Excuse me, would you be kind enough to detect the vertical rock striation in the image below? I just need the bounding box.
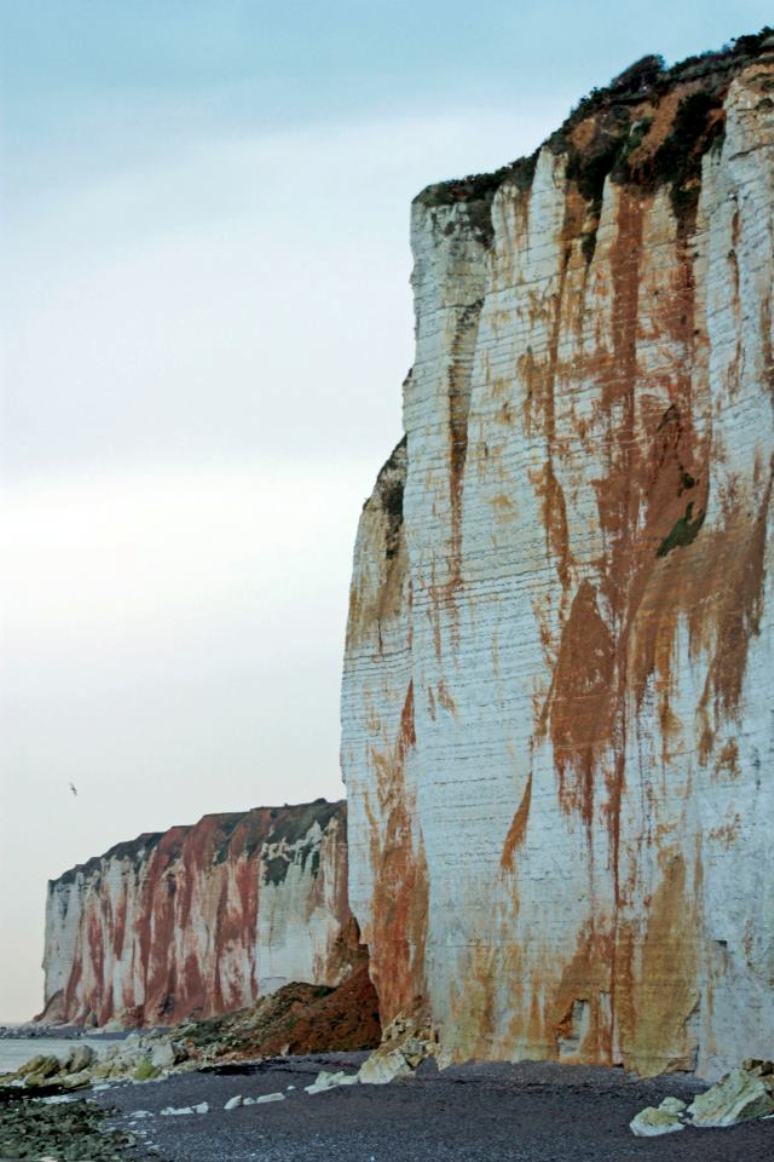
[342,32,774,1079]
[41,801,353,1027]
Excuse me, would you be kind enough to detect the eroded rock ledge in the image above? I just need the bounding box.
[342,30,774,1079]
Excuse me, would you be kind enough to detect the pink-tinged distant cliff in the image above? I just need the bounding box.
[341,32,774,1079]
[40,800,352,1027]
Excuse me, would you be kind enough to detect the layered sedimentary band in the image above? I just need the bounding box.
[41,801,353,1027]
[341,34,774,1079]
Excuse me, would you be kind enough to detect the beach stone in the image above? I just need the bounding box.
[255,1092,284,1104]
[358,1013,436,1085]
[16,1055,44,1076]
[64,1044,95,1073]
[630,1106,685,1136]
[193,1101,209,1113]
[19,1054,60,1079]
[659,1096,687,1114]
[688,1069,774,1127]
[305,1070,359,1094]
[359,1049,412,1085]
[160,1105,195,1116]
[149,1039,177,1069]
[61,1069,92,1090]
[224,1095,243,1110]
[149,1036,187,1069]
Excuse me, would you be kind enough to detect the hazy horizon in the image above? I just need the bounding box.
[2,0,769,1021]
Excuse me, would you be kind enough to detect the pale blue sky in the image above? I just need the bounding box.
[1,1,769,1019]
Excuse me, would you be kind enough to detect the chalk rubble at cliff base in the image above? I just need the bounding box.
[357,1013,438,1085]
[630,1061,774,1135]
[2,965,380,1096]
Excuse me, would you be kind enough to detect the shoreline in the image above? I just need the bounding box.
[4,1054,772,1162]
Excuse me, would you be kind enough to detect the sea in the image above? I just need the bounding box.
[0,1037,110,1074]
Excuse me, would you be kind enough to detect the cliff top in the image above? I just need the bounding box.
[52,798,345,886]
[415,27,773,241]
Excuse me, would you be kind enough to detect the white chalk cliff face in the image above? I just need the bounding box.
[41,802,353,1027]
[342,37,774,1079]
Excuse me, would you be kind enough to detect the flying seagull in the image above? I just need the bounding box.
[69,781,78,797]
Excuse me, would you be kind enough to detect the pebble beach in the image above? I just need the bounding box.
[3,1053,774,1162]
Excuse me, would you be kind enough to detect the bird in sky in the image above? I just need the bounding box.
[69,782,78,797]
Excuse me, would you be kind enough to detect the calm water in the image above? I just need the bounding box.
[0,1037,108,1074]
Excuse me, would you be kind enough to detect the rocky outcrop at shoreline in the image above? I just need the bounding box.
[7,960,379,1093]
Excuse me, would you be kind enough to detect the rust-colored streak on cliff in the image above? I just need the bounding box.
[548,581,616,830]
[367,680,429,1023]
[501,772,533,871]
[42,802,353,1027]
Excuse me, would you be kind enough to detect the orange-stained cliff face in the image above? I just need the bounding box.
[342,32,774,1079]
[40,801,354,1027]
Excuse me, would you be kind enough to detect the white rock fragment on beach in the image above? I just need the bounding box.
[150,1039,177,1070]
[630,1106,685,1137]
[255,1092,285,1103]
[129,1110,152,1119]
[357,1015,437,1086]
[358,1049,412,1086]
[688,1069,774,1128]
[304,1070,359,1095]
[160,1106,194,1116]
[659,1097,687,1115]
[224,1095,243,1110]
[63,1045,95,1073]
[193,1101,209,1114]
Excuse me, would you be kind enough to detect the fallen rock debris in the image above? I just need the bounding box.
[630,1060,774,1135]
[357,1013,437,1085]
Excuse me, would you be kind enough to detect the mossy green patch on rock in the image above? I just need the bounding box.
[657,502,706,558]
[132,1057,161,1082]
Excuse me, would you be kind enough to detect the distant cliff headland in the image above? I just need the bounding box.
[41,801,353,1028]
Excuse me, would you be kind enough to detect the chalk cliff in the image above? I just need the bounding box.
[342,32,774,1079]
[41,801,353,1027]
